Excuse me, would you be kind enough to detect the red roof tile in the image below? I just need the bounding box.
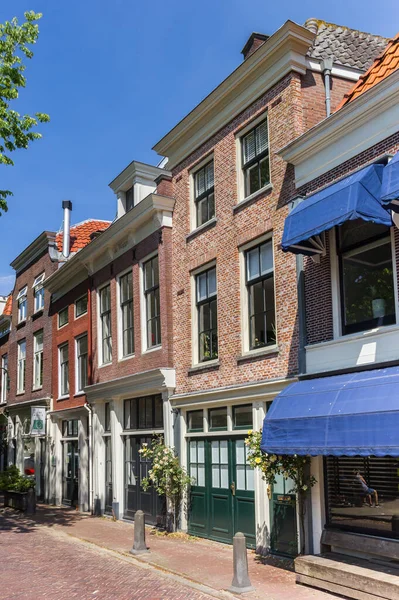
[3,294,12,316]
[56,219,111,254]
[337,33,399,110]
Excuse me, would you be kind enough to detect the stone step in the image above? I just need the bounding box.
[295,553,399,600]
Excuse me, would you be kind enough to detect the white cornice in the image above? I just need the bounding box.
[85,368,176,402]
[10,231,56,274]
[278,69,399,187]
[153,20,315,170]
[305,57,362,81]
[109,160,171,193]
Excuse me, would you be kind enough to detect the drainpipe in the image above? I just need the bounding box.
[62,200,72,258]
[321,58,334,117]
[84,402,93,514]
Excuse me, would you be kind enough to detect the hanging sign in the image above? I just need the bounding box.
[31,406,46,436]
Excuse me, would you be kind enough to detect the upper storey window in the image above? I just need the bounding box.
[143,256,161,349]
[17,286,27,323]
[241,119,270,198]
[99,284,112,364]
[194,161,215,227]
[33,273,45,313]
[125,186,134,212]
[196,266,218,362]
[338,220,395,336]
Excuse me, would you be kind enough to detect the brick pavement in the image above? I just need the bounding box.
[0,504,339,600]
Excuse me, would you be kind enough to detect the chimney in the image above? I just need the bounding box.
[241,33,269,60]
[62,200,72,258]
[304,18,319,35]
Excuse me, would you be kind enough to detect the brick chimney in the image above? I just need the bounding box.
[241,33,269,60]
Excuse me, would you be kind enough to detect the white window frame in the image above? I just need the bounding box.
[33,330,44,390]
[117,268,134,360]
[97,282,112,366]
[190,260,217,366]
[329,227,399,340]
[1,354,8,404]
[140,251,161,354]
[189,154,215,232]
[75,333,88,394]
[17,286,27,323]
[58,342,69,398]
[58,307,69,329]
[32,273,45,313]
[239,232,277,355]
[17,339,26,394]
[235,111,271,204]
[75,293,88,319]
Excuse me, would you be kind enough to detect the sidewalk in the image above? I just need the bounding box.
[1,502,338,600]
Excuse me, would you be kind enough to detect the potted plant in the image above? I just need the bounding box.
[0,465,36,514]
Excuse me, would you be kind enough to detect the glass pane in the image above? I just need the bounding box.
[197,465,205,487]
[220,464,228,488]
[236,465,246,490]
[211,441,219,463]
[220,440,228,464]
[208,193,215,220]
[246,467,254,491]
[260,156,270,188]
[197,272,207,302]
[154,395,163,428]
[212,465,220,488]
[198,198,207,227]
[264,277,276,344]
[197,440,205,463]
[247,248,260,281]
[210,408,227,430]
[144,261,152,290]
[152,256,159,286]
[248,163,260,195]
[260,242,273,275]
[256,120,268,154]
[208,268,216,297]
[145,398,153,428]
[243,130,256,164]
[339,219,390,252]
[78,334,88,355]
[191,465,198,482]
[195,167,206,197]
[124,400,131,429]
[189,441,197,464]
[235,439,245,464]
[76,295,88,316]
[138,398,146,429]
[199,303,210,333]
[125,186,134,211]
[205,161,214,190]
[187,410,203,431]
[234,406,253,429]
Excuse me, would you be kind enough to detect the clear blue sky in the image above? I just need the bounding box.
[0,0,398,294]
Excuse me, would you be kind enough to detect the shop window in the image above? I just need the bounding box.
[187,410,203,432]
[124,395,163,430]
[75,294,88,318]
[209,407,227,431]
[233,405,253,429]
[325,455,399,539]
[196,266,218,362]
[246,240,276,349]
[241,118,270,197]
[338,220,396,335]
[58,307,69,328]
[104,402,111,432]
[194,160,215,228]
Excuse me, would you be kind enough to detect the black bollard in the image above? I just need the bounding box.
[130,510,150,555]
[227,532,254,594]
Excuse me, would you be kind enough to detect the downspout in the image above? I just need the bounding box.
[321,58,334,117]
[84,402,93,514]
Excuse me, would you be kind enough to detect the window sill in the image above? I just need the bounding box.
[98,361,112,369]
[118,353,136,363]
[75,311,88,321]
[32,386,43,392]
[57,395,70,401]
[143,345,162,355]
[237,345,279,363]
[186,218,217,242]
[188,360,220,375]
[32,309,44,320]
[16,391,25,396]
[233,183,273,214]
[16,320,26,329]
[74,392,85,398]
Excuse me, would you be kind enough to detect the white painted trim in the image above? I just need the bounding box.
[305,57,362,81]
[235,111,269,204]
[189,154,215,232]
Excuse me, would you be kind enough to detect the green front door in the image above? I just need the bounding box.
[188,438,255,546]
[270,474,297,556]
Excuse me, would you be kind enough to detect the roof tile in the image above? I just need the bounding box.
[3,294,12,316]
[55,219,111,254]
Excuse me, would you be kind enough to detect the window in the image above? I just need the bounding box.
[124,395,163,430]
[75,294,88,318]
[17,339,26,393]
[337,220,395,335]
[143,256,161,348]
[189,440,205,487]
[196,267,218,362]
[0,320,10,338]
[33,330,43,389]
[1,354,8,403]
[104,402,111,432]
[233,405,253,429]
[59,343,69,397]
[194,160,215,227]
[76,334,88,393]
[187,410,203,432]
[125,186,134,212]
[209,407,227,431]
[32,273,45,313]
[63,419,78,437]
[58,307,68,328]
[119,271,134,356]
[241,118,270,197]
[99,284,112,364]
[17,286,27,323]
[246,240,276,349]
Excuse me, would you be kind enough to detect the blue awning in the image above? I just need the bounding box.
[261,367,399,457]
[282,164,392,255]
[381,151,399,210]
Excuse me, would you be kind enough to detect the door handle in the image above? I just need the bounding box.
[230,481,236,496]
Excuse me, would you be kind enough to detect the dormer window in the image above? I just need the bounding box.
[32,273,45,313]
[126,186,134,212]
[17,286,27,323]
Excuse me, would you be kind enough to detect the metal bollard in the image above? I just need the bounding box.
[227,532,254,594]
[130,510,150,555]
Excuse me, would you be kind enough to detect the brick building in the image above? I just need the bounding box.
[0,295,12,470]
[264,33,399,596]
[153,19,387,552]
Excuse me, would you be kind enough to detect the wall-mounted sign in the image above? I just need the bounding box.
[31,406,46,436]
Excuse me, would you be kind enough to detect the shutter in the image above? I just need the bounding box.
[256,120,268,154]
[243,130,256,164]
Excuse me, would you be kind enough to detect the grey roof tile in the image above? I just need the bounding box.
[305,19,389,70]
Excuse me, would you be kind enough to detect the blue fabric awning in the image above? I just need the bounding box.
[261,367,399,457]
[381,151,399,210]
[282,164,392,255]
